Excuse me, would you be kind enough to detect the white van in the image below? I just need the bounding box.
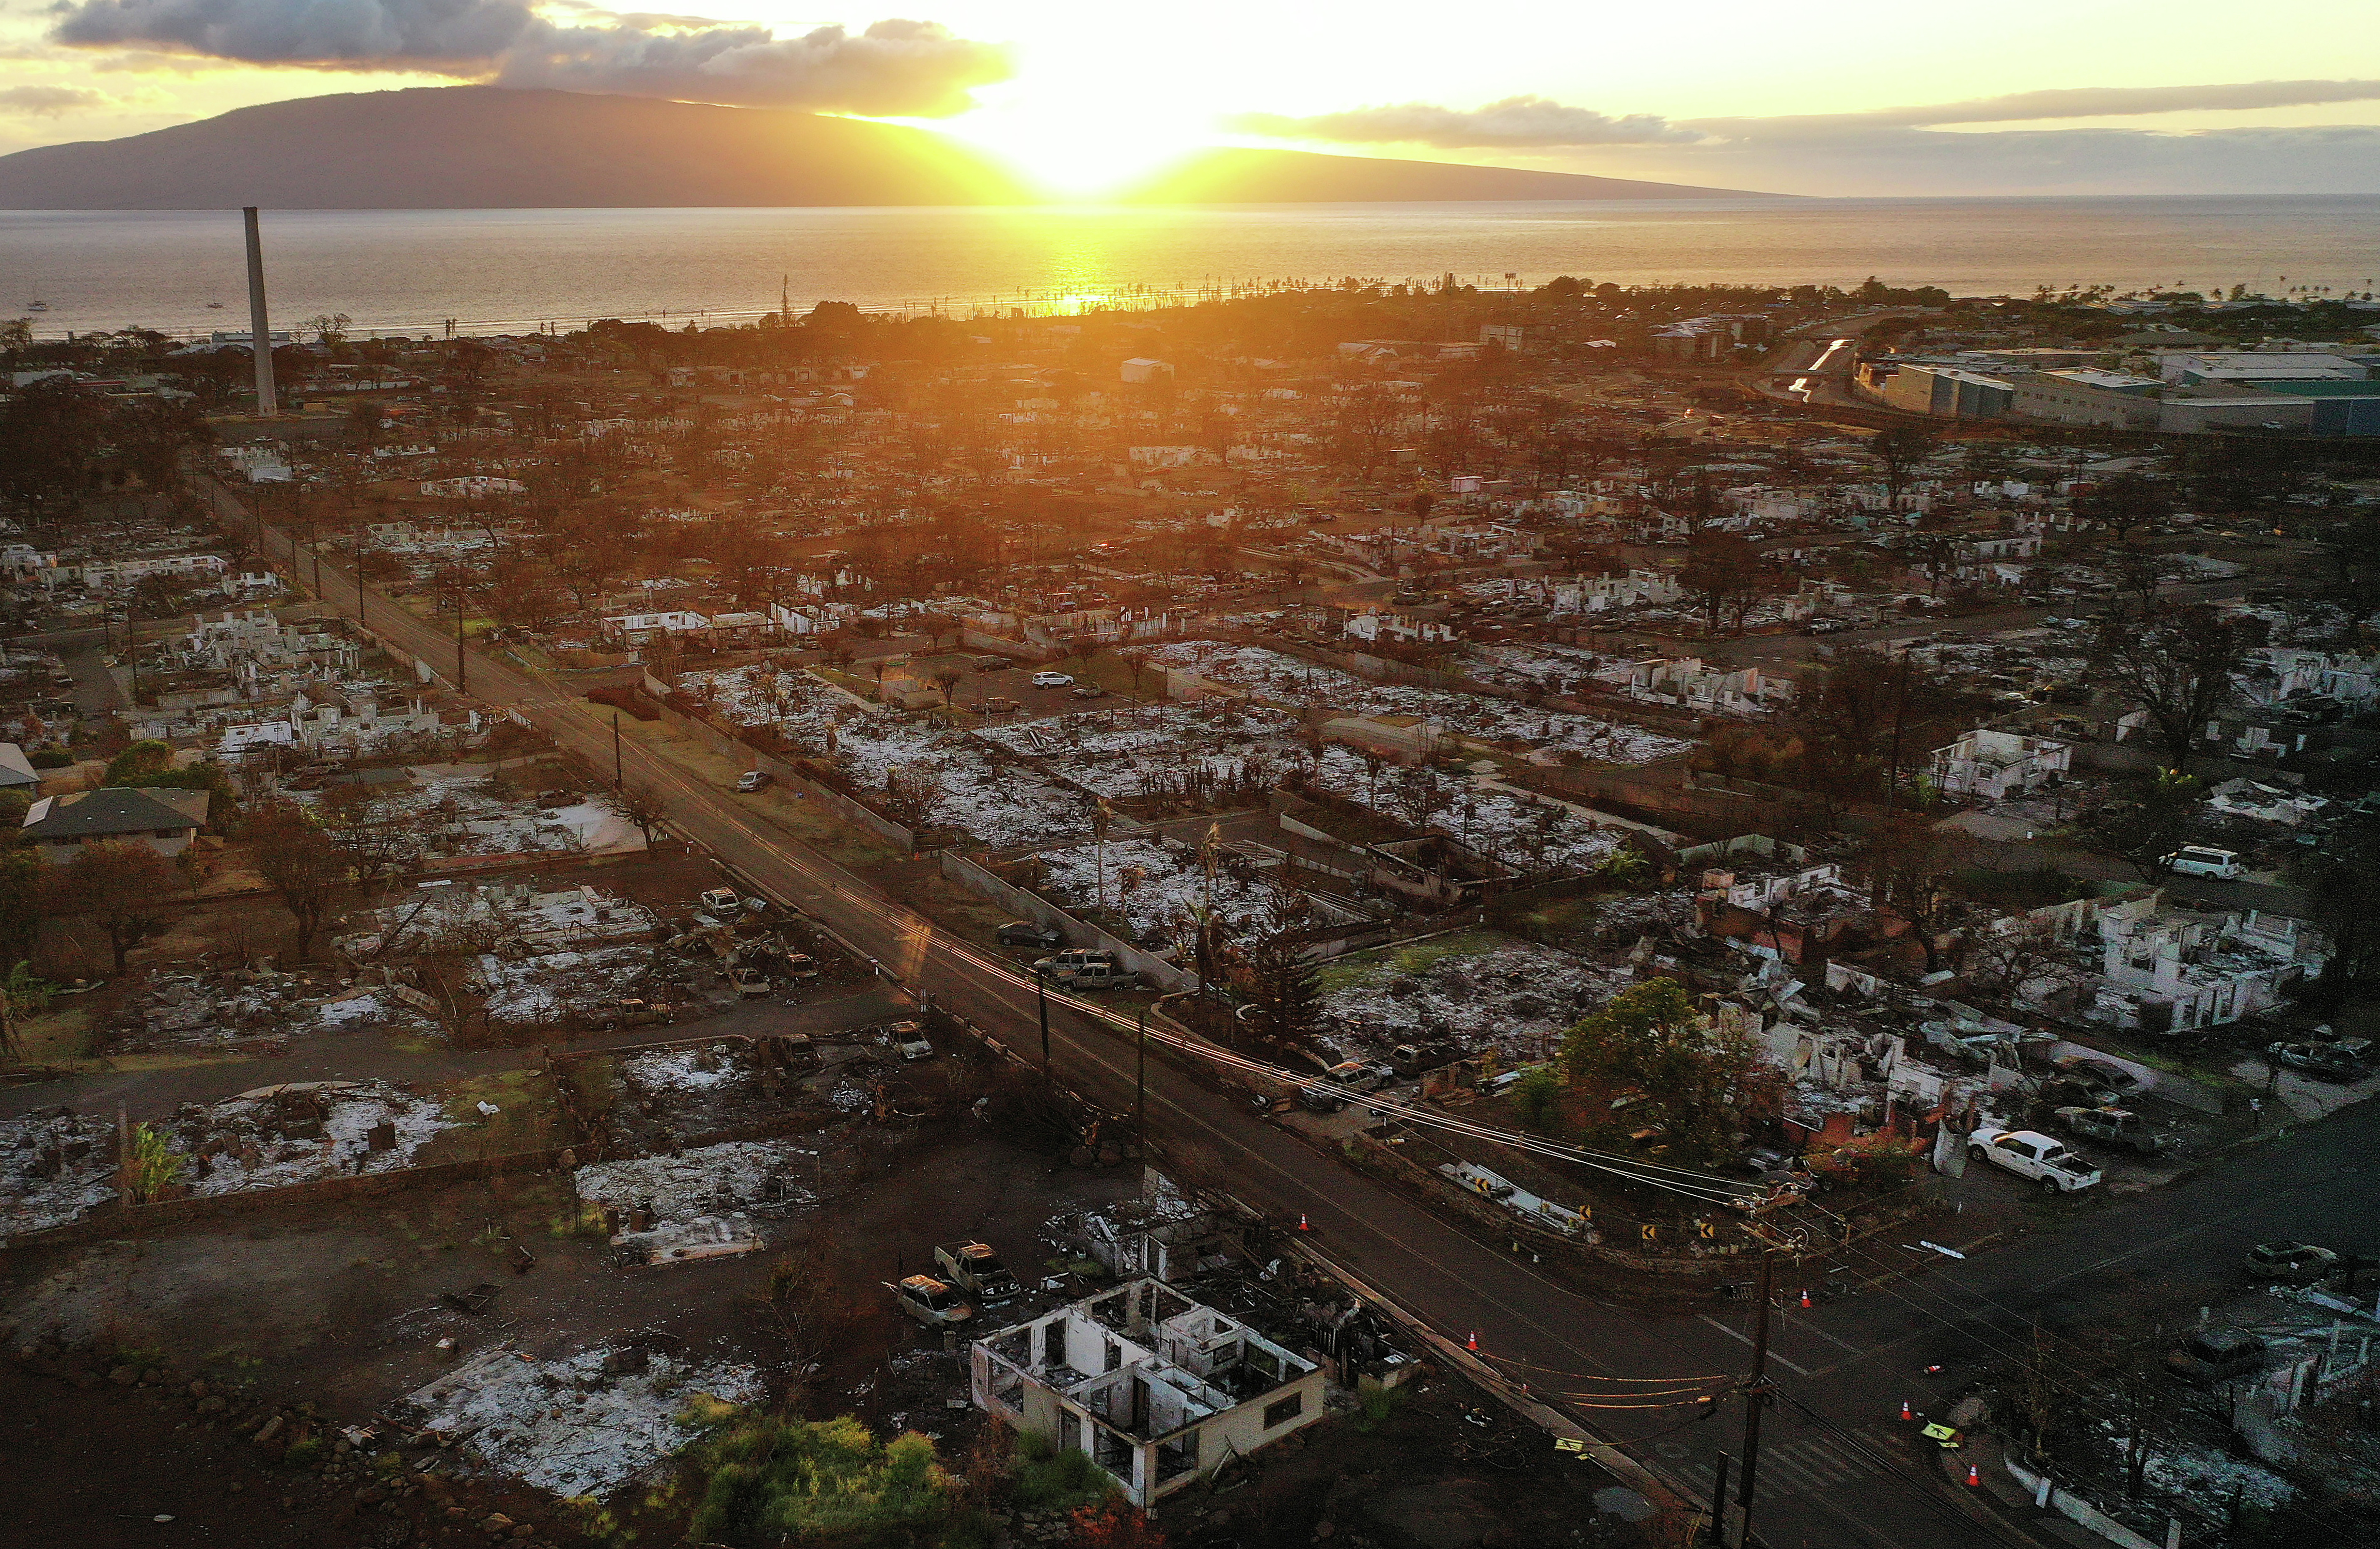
[2162,846,2243,880]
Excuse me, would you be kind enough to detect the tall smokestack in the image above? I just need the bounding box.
[242,206,277,418]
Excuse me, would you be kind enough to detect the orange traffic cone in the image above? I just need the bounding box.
[1297,1212,1312,1232]
[1900,1400,1913,1421]
[1801,1288,1812,1308]
[1467,1331,1479,1352]
[1965,1463,1981,1488]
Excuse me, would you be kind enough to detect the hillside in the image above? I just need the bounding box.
[0,88,1033,209]
[1122,147,1776,203]
[0,88,1774,208]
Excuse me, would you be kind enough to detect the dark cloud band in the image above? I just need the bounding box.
[49,1,1013,116]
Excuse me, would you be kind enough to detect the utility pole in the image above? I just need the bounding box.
[612,711,623,787]
[1135,1002,1148,1153]
[1708,1454,1732,1547]
[453,565,468,694]
[242,207,277,417]
[1734,1252,1776,1548]
[1035,966,1051,1074]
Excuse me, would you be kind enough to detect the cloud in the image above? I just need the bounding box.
[1229,81,2380,196]
[0,84,109,115]
[1228,95,1700,148]
[1843,78,2380,128]
[47,0,1013,115]
[494,18,1011,116]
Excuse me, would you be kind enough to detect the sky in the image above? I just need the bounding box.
[6,0,2380,197]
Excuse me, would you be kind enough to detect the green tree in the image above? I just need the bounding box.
[104,740,176,785]
[2095,768,2204,878]
[1240,925,1323,1052]
[1560,978,1761,1167]
[1510,1066,1563,1131]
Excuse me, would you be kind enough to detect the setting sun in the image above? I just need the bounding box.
[918,82,1223,199]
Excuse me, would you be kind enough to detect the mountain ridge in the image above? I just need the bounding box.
[0,88,1780,209]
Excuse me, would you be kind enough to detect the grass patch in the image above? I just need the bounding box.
[549,1201,611,1239]
[15,1006,94,1064]
[685,1412,974,1548]
[1314,928,1509,997]
[1011,1432,1114,1513]
[414,1068,560,1163]
[1354,1383,1406,1433]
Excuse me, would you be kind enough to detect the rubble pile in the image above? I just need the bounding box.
[0,1111,119,1236]
[162,1080,456,1194]
[623,1048,742,1095]
[677,664,1094,846]
[1148,640,1691,763]
[1033,836,1290,944]
[572,1140,818,1224]
[293,766,642,863]
[113,968,439,1050]
[1321,937,1620,1062]
[474,944,657,1031]
[337,882,659,960]
[397,1343,763,1498]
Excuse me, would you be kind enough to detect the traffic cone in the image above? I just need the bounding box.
[1965,1463,1981,1488]
[1467,1331,1479,1352]
[1900,1400,1912,1421]
[1801,1288,1812,1308]
[1297,1212,1312,1232]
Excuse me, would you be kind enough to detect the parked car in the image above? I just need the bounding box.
[1390,1040,1462,1077]
[1325,1060,1388,1093]
[997,921,1063,950]
[1069,684,1107,699]
[1030,671,1075,688]
[977,697,1023,714]
[1296,1082,1345,1113]
[1968,1128,2103,1194]
[2166,1329,2267,1384]
[934,1241,1021,1305]
[698,887,742,916]
[735,769,773,793]
[2162,845,2243,880]
[1051,958,1139,992]
[891,1274,975,1329]
[2054,1056,2145,1098]
[1737,1145,1810,1183]
[1033,948,1139,990]
[2245,1241,2339,1284]
[2268,1042,2367,1081]
[729,965,771,998]
[779,952,819,982]
[885,1020,935,1061]
[2051,1107,2169,1158]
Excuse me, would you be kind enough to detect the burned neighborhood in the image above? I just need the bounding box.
[3,274,2378,1549]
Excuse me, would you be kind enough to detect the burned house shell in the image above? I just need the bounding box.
[970,1277,1325,1507]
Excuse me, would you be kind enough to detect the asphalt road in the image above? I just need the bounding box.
[204,477,2368,1547]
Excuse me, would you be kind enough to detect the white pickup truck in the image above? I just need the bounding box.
[1968,1127,2102,1194]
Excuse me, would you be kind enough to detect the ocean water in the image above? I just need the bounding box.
[6,196,2380,341]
